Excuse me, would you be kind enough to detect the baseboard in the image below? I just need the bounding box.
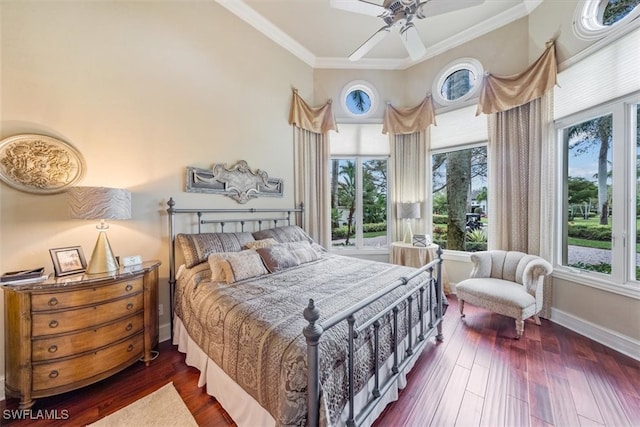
[159,320,172,343]
[550,307,640,362]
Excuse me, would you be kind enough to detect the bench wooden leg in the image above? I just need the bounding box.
[515,319,524,339]
[534,315,541,325]
[459,300,465,317]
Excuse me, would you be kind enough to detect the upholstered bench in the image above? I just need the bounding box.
[456,250,553,339]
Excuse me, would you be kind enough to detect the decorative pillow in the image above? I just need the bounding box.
[244,238,279,250]
[283,241,320,264]
[252,225,313,244]
[208,250,268,284]
[177,232,255,268]
[256,244,300,273]
[207,255,228,283]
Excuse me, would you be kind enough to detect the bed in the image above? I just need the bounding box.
[166,199,446,427]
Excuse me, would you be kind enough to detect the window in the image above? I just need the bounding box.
[441,69,476,102]
[602,0,640,25]
[573,0,640,40]
[429,105,489,253]
[432,58,483,107]
[330,124,389,250]
[340,81,377,118]
[432,145,488,252]
[558,100,639,283]
[555,26,639,291]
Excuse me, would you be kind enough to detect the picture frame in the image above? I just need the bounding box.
[49,246,87,277]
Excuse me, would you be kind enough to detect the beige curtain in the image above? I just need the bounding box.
[487,93,554,317]
[389,132,429,241]
[289,89,336,248]
[383,95,435,241]
[289,89,336,134]
[383,95,436,135]
[477,41,557,115]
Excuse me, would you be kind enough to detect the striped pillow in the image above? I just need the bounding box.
[177,232,255,268]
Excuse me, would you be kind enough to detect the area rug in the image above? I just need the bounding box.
[88,382,198,427]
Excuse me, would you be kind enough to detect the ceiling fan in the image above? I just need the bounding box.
[330,0,485,61]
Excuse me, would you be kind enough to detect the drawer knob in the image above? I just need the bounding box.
[126,303,134,310]
[127,344,134,352]
[48,345,58,353]
[49,320,59,328]
[49,370,59,379]
[125,284,133,292]
[126,323,133,331]
[48,297,59,306]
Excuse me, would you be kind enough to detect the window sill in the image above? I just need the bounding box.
[553,267,640,300]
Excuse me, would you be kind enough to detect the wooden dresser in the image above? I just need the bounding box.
[3,260,160,409]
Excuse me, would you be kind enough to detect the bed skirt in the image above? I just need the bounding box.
[173,315,432,427]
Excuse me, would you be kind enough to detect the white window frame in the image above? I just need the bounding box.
[573,0,640,41]
[432,58,484,108]
[330,155,390,253]
[554,94,640,296]
[340,80,378,119]
[430,142,489,255]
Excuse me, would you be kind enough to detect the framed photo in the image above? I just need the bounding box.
[49,246,87,277]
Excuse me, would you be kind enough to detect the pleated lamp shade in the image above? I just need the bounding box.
[397,202,421,244]
[397,202,421,219]
[68,187,131,274]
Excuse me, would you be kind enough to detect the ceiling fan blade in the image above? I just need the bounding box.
[330,0,388,17]
[400,24,426,60]
[349,26,392,61]
[416,0,485,19]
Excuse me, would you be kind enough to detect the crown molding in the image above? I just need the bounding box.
[215,0,317,67]
[218,0,543,71]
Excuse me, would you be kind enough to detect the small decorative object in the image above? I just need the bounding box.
[0,134,86,194]
[412,234,427,247]
[1,267,45,282]
[121,255,142,267]
[397,202,421,244]
[49,246,87,277]
[186,160,283,203]
[68,186,132,274]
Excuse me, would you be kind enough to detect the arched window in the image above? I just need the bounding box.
[432,58,483,107]
[574,0,640,40]
[340,81,378,118]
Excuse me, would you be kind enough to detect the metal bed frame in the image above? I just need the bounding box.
[166,198,444,427]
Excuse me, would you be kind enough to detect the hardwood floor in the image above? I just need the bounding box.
[2,297,639,426]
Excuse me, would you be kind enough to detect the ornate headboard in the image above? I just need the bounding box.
[165,197,304,333]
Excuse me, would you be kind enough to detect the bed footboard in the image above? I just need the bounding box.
[303,249,444,427]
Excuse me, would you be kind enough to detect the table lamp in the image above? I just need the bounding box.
[68,186,131,274]
[397,202,420,244]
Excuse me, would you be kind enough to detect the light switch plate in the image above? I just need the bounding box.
[121,255,142,267]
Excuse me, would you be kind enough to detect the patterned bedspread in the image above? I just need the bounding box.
[175,253,442,426]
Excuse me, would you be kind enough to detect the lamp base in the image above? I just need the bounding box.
[87,230,119,274]
[403,220,414,244]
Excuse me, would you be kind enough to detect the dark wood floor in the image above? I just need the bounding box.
[2,297,639,426]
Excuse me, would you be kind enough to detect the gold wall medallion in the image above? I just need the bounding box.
[0,134,86,194]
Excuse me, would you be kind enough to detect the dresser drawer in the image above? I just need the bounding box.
[32,333,144,392]
[32,293,144,337]
[31,278,143,311]
[32,313,144,361]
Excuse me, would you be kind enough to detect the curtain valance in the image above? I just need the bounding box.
[382,95,436,135]
[288,88,337,134]
[476,41,557,115]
